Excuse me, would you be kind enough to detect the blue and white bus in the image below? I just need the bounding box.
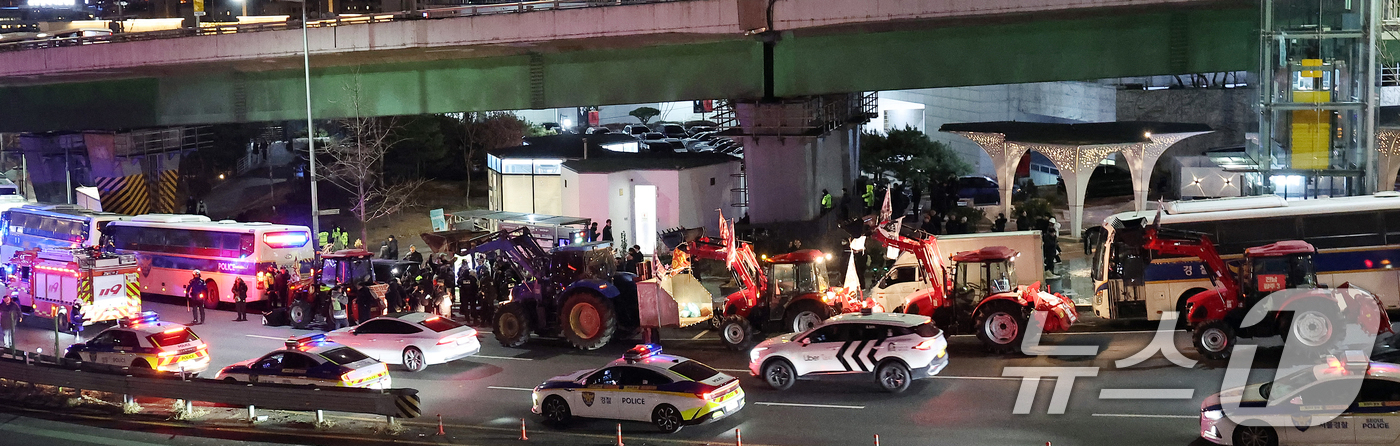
[1090,193,1400,321]
[1,204,128,261]
[104,215,315,308]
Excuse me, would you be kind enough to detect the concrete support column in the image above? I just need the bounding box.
[733,101,858,224]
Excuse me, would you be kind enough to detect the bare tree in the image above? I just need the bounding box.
[458,112,528,201]
[322,77,427,245]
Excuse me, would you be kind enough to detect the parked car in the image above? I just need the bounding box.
[687,126,716,137]
[956,176,1000,205]
[659,124,688,140]
[624,125,651,139]
[641,133,681,152]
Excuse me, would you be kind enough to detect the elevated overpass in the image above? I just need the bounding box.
[0,0,1259,132]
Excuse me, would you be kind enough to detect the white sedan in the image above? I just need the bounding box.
[326,312,480,372]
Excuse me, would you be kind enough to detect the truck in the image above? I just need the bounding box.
[1139,222,1392,359]
[6,247,142,333]
[855,216,1077,353]
[691,214,867,350]
[868,230,1044,313]
[471,228,640,351]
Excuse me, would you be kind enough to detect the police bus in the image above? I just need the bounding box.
[1,204,129,262]
[1090,193,1400,322]
[104,214,315,308]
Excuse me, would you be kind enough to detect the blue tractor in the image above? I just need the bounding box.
[467,228,639,350]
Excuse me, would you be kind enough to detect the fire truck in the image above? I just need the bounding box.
[6,247,142,333]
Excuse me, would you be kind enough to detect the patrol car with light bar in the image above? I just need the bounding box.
[531,344,744,433]
[1200,351,1400,446]
[747,310,948,393]
[63,311,210,374]
[214,334,391,389]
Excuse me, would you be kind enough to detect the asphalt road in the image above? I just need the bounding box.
[3,302,1381,446]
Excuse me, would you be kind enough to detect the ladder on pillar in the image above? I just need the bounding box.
[730,169,748,211]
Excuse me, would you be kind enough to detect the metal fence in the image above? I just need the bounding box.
[0,0,689,53]
[0,348,420,421]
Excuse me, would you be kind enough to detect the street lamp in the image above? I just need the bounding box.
[286,0,320,242]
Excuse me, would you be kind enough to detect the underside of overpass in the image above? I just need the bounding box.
[0,5,1261,132]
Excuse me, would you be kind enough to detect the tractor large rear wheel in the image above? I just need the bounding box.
[783,301,829,334]
[975,301,1026,354]
[1192,319,1236,361]
[560,292,615,350]
[493,302,531,348]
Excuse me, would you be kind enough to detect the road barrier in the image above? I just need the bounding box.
[0,348,420,421]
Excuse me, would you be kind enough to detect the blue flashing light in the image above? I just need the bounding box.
[120,311,160,328]
[286,333,328,349]
[264,231,311,248]
[623,344,662,362]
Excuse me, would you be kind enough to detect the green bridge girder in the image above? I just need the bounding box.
[2,6,1266,133]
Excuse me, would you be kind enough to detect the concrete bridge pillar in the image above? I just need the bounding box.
[731,96,869,224]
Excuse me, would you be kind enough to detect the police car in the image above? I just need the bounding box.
[214,334,391,389]
[1200,352,1400,446]
[531,344,744,433]
[747,310,948,393]
[64,311,210,374]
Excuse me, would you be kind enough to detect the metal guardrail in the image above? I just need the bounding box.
[0,0,687,54]
[0,348,420,420]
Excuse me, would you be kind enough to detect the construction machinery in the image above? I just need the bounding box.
[466,228,639,351]
[855,216,1077,353]
[1140,223,1391,359]
[690,214,865,351]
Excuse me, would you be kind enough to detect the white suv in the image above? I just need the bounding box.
[747,311,948,393]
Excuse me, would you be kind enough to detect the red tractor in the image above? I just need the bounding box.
[858,216,1078,353]
[1143,225,1392,359]
[689,215,864,350]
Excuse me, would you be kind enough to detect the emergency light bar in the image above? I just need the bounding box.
[624,344,662,362]
[263,231,311,248]
[286,333,327,349]
[120,311,161,328]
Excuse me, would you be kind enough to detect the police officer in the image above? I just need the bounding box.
[187,270,208,325]
[231,277,249,321]
[457,265,480,325]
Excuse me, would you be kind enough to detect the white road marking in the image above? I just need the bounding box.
[928,375,1027,381]
[244,335,285,340]
[1091,413,1197,419]
[691,330,710,340]
[487,386,534,392]
[473,355,533,361]
[755,402,865,410]
[1099,389,1195,399]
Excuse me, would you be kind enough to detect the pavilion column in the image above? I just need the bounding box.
[1119,132,1208,212]
[1033,144,1118,237]
[950,132,1026,218]
[1377,128,1400,193]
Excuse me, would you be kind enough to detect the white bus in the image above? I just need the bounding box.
[1090,193,1400,322]
[104,214,315,308]
[1,204,129,261]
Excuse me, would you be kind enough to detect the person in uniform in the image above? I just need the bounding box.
[231,277,249,321]
[0,294,21,349]
[276,266,292,308]
[186,270,207,325]
[457,266,480,325]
